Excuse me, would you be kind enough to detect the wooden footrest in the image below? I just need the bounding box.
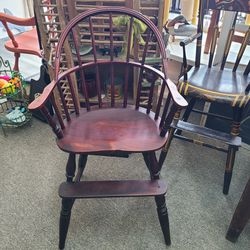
[174,121,241,146]
[59,180,167,199]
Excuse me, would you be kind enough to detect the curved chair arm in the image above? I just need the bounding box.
[179,33,202,47]
[179,33,202,81]
[0,12,36,48]
[29,62,188,111]
[28,80,56,110]
[0,12,35,26]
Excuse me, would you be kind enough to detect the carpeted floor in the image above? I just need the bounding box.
[0,118,249,250]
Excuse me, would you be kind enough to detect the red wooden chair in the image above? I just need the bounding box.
[0,12,41,71]
[159,0,250,195]
[29,7,187,249]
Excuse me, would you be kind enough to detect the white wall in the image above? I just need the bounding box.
[0,0,30,17]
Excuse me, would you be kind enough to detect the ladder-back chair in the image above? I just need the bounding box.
[160,0,250,195]
[28,7,187,249]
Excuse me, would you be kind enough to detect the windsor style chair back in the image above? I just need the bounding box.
[29,7,187,249]
[159,0,250,195]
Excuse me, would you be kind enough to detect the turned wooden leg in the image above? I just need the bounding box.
[143,151,171,245]
[59,198,75,249]
[226,178,250,242]
[59,153,76,249]
[223,146,238,195]
[223,106,242,195]
[75,154,88,182]
[155,195,171,245]
[13,53,20,72]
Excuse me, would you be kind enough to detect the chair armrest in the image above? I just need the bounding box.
[166,78,188,108]
[0,13,36,48]
[28,80,56,110]
[0,12,35,26]
[135,62,188,108]
[179,33,201,47]
[179,33,202,81]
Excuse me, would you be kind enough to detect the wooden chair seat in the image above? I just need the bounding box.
[4,28,41,57]
[178,65,250,107]
[57,107,167,154]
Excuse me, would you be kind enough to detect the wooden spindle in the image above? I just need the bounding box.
[70,30,90,111]
[135,30,151,109]
[56,81,71,121]
[154,82,166,120]
[89,17,102,108]
[244,60,250,75]
[233,27,250,72]
[123,17,134,108]
[220,28,235,70]
[66,74,79,115]
[195,0,205,68]
[160,103,178,137]
[182,45,188,80]
[159,94,171,128]
[41,106,63,139]
[51,95,65,130]
[146,69,158,114]
[208,26,219,68]
[109,13,115,107]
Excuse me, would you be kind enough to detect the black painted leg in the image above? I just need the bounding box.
[75,154,88,182]
[223,106,242,194]
[155,195,171,245]
[59,198,75,249]
[223,146,237,195]
[226,179,250,242]
[59,153,76,249]
[142,152,153,178]
[145,152,171,245]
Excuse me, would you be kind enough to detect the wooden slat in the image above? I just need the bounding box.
[233,27,250,72]
[59,180,167,198]
[80,39,124,45]
[89,16,102,107]
[66,75,80,115]
[208,26,219,68]
[135,30,151,109]
[220,28,235,70]
[174,121,241,146]
[109,13,115,107]
[123,17,134,108]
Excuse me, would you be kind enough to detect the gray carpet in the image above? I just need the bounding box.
[0,119,249,250]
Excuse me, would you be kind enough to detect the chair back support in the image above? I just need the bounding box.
[46,7,185,138]
[195,0,250,72]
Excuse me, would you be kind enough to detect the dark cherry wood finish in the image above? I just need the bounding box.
[29,7,187,249]
[226,178,250,242]
[0,12,41,71]
[159,0,250,195]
